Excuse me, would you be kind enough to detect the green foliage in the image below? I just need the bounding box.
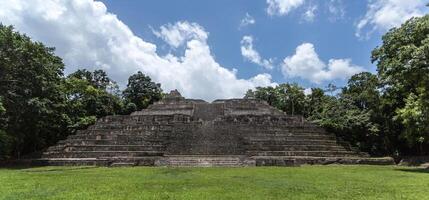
[0,130,11,160]
[247,83,306,115]
[372,15,429,153]
[249,16,429,155]
[68,69,120,94]
[63,70,124,130]
[0,97,10,159]
[310,95,383,154]
[0,26,166,159]
[123,71,163,112]
[396,92,428,150]
[0,25,68,158]
[250,74,388,155]
[0,98,4,114]
[304,88,325,118]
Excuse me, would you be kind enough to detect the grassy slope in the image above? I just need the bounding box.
[0,165,428,200]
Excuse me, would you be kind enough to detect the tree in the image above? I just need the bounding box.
[372,15,429,154]
[275,83,306,115]
[249,86,279,106]
[245,84,306,115]
[0,97,10,159]
[63,70,124,130]
[68,69,120,94]
[244,89,255,99]
[123,71,163,112]
[0,25,68,158]
[304,88,326,118]
[342,72,380,110]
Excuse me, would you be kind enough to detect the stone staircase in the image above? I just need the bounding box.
[39,91,394,167]
[41,115,170,166]
[155,155,255,167]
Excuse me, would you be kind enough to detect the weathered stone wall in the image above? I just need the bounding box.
[40,91,394,166]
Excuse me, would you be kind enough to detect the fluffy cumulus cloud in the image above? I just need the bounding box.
[282,43,363,84]
[0,0,277,101]
[152,21,208,48]
[356,0,428,38]
[240,13,255,28]
[240,35,274,69]
[266,0,305,16]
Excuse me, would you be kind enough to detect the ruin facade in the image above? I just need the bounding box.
[41,90,393,166]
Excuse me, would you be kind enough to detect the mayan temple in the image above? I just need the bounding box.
[41,90,393,167]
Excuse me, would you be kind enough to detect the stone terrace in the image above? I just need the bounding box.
[40,90,394,167]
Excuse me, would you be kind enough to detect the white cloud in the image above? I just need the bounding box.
[240,35,274,70]
[327,0,345,22]
[249,73,278,87]
[0,0,277,101]
[303,5,317,22]
[152,21,208,48]
[282,43,364,84]
[356,0,428,38]
[240,13,255,28]
[266,0,305,16]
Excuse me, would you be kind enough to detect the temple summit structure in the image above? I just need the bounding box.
[40,90,394,167]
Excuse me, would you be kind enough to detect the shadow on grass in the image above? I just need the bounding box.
[0,164,43,170]
[21,166,99,173]
[396,168,429,174]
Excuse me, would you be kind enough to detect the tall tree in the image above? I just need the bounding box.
[0,97,10,159]
[63,70,124,130]
[68,69,119,93]
[0,25,68,157]
[372,15,429,154]
[246,84,306,115]
[123,71,163,112]
[304,88,326,118]
[275,83,306,115]
[248,86,279,106]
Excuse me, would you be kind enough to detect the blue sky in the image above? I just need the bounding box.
[0,0,428,100]
[100,0,380,87]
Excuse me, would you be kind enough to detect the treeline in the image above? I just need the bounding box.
[0,25,163,159]
[246,16,429,156]
[1,15,428,159]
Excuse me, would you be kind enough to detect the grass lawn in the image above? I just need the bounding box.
[0,165,428,200]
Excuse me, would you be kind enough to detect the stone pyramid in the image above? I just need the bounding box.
[40,90,393,167]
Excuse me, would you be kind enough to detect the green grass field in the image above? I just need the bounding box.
[0,165,428,200]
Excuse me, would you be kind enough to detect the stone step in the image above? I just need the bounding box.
[58,139,164,146]
[87,123,324,131]
[64,145,165,152]
[110,162,136,167]
[252,156,395,166]
[245,135,337,140]
[247,151,363,157]
[78,129,333,137]
[245,140,339,146]
[43,151,163,158]
[244,133,335,137]
[34,158,109,166]
[245,144,347,151]
[77,129,173,135]
[101,156,159,166]
[230,126,326,132]
[88,123,197,131]
[156,155,255,167]
[68,134,169,140]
